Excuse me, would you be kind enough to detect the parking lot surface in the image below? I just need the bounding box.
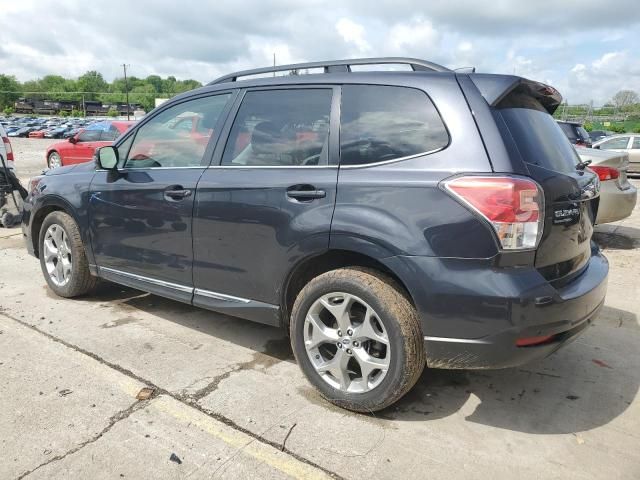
[1,140,639,479]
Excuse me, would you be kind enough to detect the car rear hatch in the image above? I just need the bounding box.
[477,77,600,284]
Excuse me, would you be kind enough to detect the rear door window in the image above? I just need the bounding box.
[221,89,332,166]
[633,137,640,149]
[339,85,448,166]
[600,136,631,150]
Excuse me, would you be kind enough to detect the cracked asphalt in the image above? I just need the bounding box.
[1,140,639,479]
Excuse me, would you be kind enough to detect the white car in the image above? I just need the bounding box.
[576,147,637,224]
[593,134,640,175]
[0,123,15,171]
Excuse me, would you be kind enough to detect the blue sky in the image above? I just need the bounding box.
[0,0,638,105]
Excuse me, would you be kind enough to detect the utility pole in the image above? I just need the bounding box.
[122,63,130,121]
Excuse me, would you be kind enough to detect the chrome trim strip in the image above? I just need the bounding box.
[96,166,206,172]
[424,336,490,345]
[99,267,193,293]
[207,165,337,169]
[193,288,251,304]
[339,146,447,169]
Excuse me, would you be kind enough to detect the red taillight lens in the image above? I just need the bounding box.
[588,165,619,181]
[516,335,555,347]
[444,176,544,250]
[2,136,13,161]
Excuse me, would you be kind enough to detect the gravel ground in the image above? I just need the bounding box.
[11,137,59,182]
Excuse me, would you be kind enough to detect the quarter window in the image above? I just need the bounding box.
[124,93,231,168]
[599,136,630,150]
[221,89,332,166]
[632,137,640,149]
[340,85,448,166]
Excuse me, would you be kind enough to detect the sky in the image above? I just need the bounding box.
[0,0,639,106]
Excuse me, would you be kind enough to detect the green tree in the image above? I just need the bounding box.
[0,74,20,109]
[77,71,108,101]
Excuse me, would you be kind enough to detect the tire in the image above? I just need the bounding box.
[38,211,97,298]
[47,151,62,169]
[290,267,425,412]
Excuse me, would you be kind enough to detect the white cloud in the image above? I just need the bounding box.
[567,51,640,104]
[387,18,439,54]
[335,18,371,55]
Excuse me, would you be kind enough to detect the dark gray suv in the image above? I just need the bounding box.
[22,58,608,412]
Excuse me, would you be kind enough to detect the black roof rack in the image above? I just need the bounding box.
[208,57,451,85]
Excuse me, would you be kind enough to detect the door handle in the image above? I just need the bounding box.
[164,186,192,201]
[286,186,326,201]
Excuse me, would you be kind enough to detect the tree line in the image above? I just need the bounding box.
[0,71,203,113]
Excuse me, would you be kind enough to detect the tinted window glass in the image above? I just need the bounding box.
[124,93,231,168]
[633,138,640,149]
[101,125,121,141]
[576,126,591,142]
[558,122,577,141]
[498,102,579,173]
[77,129,101,142]
[222,89,332,166]
[340,85,448,166]
[600,137,630,150]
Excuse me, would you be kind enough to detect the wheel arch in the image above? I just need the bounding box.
[31,196,81,258]
[281,248,414,331]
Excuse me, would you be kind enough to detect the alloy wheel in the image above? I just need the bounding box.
[303,292,390,393]
[48,152,62,169]
[43,224,72,286]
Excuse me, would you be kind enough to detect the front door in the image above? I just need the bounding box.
[88,92,234,302]
[193,87,339,324]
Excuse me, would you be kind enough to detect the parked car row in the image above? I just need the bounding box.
[0,116,101,139]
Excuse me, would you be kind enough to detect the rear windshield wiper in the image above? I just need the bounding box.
[576,159,592,170]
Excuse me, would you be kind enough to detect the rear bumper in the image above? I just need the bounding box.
[596,180,637,224]
[384,248,609,369]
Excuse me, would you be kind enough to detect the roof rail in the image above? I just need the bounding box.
[208,57,451,85]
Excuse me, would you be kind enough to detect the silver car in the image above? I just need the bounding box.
[576,147,637,224]
[593,134,640,175]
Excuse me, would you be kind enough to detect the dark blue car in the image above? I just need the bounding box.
[22,57,608,412]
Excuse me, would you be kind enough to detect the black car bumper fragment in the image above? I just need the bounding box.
[387,249,609,370]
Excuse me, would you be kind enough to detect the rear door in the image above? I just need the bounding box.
[192,87,339,324]
[494,90,599,282]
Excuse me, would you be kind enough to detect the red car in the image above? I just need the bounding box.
[46,121,135,168]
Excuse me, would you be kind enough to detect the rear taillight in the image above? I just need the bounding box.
[2,136,13,161]
[588,165,619,181]
[444,176,544,250]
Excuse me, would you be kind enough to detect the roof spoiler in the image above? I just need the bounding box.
[467,73,563,114]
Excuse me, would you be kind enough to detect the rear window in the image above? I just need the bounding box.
[340,85,448,166]
[496,93,579,173]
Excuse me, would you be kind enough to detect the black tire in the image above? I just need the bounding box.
[38,211,98,298]
[290,267,425,412]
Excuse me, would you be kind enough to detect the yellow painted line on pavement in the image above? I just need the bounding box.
[152,395,330,480]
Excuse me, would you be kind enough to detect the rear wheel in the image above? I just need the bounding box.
[39,211,97,297]
[291,267,425,412]
[47,151,62,169]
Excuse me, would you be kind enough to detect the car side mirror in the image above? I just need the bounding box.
[68,136,77,144]
[97,146,119,170]
[593,145,600,149]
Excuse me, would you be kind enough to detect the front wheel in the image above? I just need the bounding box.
[290,267,425,412]
[39,211,97,297]
[47,151,62,169]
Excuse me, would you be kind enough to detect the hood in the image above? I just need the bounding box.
[45,161,96,176]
